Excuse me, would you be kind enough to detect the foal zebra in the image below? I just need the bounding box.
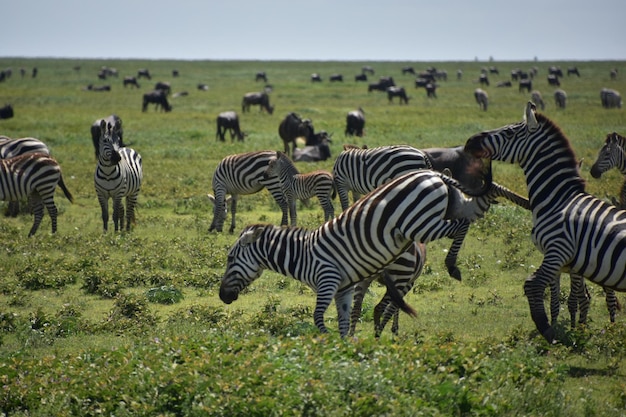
[263,151,335,225]
[0,153,73,236]
[208,151,287,233]
[94,120,143,232]
[465,102,626,343]
[220,169,492,336]
[0,136,50,216]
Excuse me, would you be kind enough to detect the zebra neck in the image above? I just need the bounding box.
[522,159,585,213]
[259,226,313,277]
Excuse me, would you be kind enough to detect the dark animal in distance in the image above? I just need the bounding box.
[531,91,545,110]
[216,111,246,142]
[474,88,488,111]
[329,74,343,82]
[554,89,567,109]
[84,84,111,92]
[154,81,171,95]
[255,72,267,82]
[601,88,622,108]
[293,132,332,162]
[567,67,580,77]
[362,66,375,75]
[0,104,13,119]
[137,69,151,80]
[311,73,322,82]
[123,76,140,88]
[478,74,489,86]
[90,115,126,159]
[387,86,409,104]
[354,73,367,82]
[241,92,274,114]
[547,74,560,87]
[142,90,172,112]
[402,66,415,75]
[278,112,315,156]
[496,81,512,87]
[345,108,365,137]
[519,79,532,93]
[368,76,395,92]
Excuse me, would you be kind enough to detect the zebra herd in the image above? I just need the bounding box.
[217,103,626,342]
[0,116,143,236]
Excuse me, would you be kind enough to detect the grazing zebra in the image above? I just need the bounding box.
[350,243,426,337]
[465,102,626,343]
[94,120,143,232]
[220,169,492,336]
[263,151,335,225]
[531,90,545,110]
[474,88,488,111]
[208,151,287,233]
[0,135,51,216]
[554,89,567,109]
[333,145,432,211]
[0,153,73,236]
[600,88,622,109]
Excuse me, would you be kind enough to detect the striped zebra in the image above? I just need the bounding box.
[0,135,50,216]
[465,102,626,343]
[94,120,143,232]
[350,243,426,337]
[263,151,335,225]
[0,152,73,236]
[333,145,432,211]
[208,151,287,233]
[220,169,492,336]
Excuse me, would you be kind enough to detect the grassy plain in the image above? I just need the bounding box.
[0,58,625,416]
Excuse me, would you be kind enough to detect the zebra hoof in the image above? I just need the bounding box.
[447,267,462,281]
[542,326,557,344]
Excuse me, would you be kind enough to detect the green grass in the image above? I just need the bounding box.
[0,58,625,416]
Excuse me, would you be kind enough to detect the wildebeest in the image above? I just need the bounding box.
[216,111,246,142]
[610,68,618,80]
[355,73,367,82]
[425,83,437,98]
[241,92,274,114]
[345,108,365,137]
[278,112,315,156]
[496,81,512,87]
[255,71,267,82]
[402,66,415,75]
[0,104,13,119]
[311,73,322,82]
[362,66,375,75]
[329,74,343,82]
[368,76,395,92]
[414,78,430,88]
[422,145,490,191]
[519,79,532,93]
[547,74,560,87]
[554,89,567,109]
[198,83,209,91]
[123,76,140,88]
[142,90,172,112]
[137,69,151,80]
[478,73,489,86]
[567,67,580,77]
[387,86,409,104]
[548,66,563,78]
[84,84,111,92]
[90,114,125,158]
[531,90,545,110]
[154,81,171,95]
[292,132,332,162]
[474,88,488,111]
[172,69,179,77]
[601,88,622,108]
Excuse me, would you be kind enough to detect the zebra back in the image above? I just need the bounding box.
[0,136,50,159]
[333,145,431,210]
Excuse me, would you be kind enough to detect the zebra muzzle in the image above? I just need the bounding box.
[219,286,238,304]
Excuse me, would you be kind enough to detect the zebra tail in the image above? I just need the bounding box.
[57,175,74,203]
[382,269,417,318]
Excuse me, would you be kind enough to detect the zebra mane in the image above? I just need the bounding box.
[534,112,586,189]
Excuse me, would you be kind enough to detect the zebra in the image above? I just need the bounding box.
[208,151,287,234]
[333,145,432,211]
[554,89,567,109]
[474,88,488,111]
[350,243,426,337]
[94,120,143,232]
[0,136,50,216]
[531,90,545,110]
[220,169,493,336]
[0,152,73,236]
[465,101,626,343]
[263,151,335,225]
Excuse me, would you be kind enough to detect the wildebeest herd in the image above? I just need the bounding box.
[0,61,624,344]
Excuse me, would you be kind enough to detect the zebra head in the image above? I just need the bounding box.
[464,101,539,164]
[98,120,122,165]
[590,132,623,178]
[219,224,267,304]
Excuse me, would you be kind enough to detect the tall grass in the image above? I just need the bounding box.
[0,58,625,416]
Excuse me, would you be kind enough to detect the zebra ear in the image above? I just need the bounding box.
[441,168,453,177]
[240,226,264,246]
[525,101,539,131]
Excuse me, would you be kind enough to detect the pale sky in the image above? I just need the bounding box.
[2,0,625,62]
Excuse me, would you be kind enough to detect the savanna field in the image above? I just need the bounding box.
[0,58,625,416]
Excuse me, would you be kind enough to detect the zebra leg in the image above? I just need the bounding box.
[112,196,124,232]
[373,295,388,337]
[604,288,618,323]
[334,286,354,337]
[228,195,238,234]
[350,278,373,336]
[318,193,335,222]
[442,219,471,281]
[569,273,591,326]
[548,274,561,326]
[28,197,45,237]
[524,271,556,343]
[42,197,59,235]
[313,276,341,334]
[125,194,138,231]
[289,197,297,226]
[97,195,110,232]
